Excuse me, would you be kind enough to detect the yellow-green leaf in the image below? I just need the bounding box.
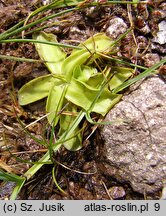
[18,75,53,105]
[46,81,67,125]
[58,105,82,151]
[109,66,133,90]
[33,31,66,74]
[61,33,114,81]
[66,78,121,116]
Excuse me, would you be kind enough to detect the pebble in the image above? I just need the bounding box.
[139,24,151,35]
[136,36,148,50]
[136,16,151,34]
[142,53,160,67]
[108,186,126,199]
[42,0,52,5]
[106,17,128,39]
[152,21,166,45]
[151,43,166,54]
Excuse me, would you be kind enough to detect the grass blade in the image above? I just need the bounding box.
[113,58,166,94]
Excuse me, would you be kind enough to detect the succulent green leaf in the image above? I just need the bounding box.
[46,80,67,125]
[73,33,114,54]
[109,66,133,90]
[62,51,91,81]
[62,33,114,81]
[33,31,66,74]
[66,78,121,116]
[58,105,82,151]
[84,73,106,90]
[73,65,97,82]
[18,74,53,105]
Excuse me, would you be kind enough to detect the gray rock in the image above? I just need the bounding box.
[99,76,166,196]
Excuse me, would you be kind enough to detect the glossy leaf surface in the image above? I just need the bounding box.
[18,75,53,105]
[66,78,122,116]
[33,31,66,74]
[61,33,114,81]
[58,104,82,151]
[46,80,67,125]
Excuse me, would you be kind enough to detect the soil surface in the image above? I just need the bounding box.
[0,0,165,200]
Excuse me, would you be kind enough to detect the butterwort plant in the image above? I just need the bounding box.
[18,31,133,150]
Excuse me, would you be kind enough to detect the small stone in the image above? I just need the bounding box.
[85,6,99,18]
[139,24,151,34]
[158,65,166,75]
[137,36,148,50]
[151,43,166,54]
[0,182,16,200]
[69,26,88,41]
[137,3,149,20]
[136,16,151,34]
[152,9,166,19]
[108,186,126,199]
[152,21,166,45]
[160,2,166,10]
[142,53,160,67]
[42,0,52,5]
[106,17,128,39]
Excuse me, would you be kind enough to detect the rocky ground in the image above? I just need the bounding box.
[0,0,165,200]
